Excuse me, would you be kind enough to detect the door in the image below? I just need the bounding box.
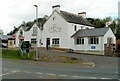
[46,38,50,49]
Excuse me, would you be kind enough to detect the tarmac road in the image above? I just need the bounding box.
[1,52,119,79]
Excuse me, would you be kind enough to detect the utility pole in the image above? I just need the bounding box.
[34,5,38,60]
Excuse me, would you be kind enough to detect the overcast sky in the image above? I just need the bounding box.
[0,0,119,34]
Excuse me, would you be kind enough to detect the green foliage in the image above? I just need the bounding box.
[87,17,120,39]
[20,21,34,27]
[34,18,46,23]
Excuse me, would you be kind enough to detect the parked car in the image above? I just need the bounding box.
[0,44,7,48]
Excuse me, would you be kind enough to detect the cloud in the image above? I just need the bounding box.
[0,0,119,34]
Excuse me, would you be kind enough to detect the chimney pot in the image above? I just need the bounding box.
[52,5,60,13]
[78,12,86,18]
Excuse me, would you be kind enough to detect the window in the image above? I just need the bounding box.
[74,25,77,31]
[107,37,113,44]
[75,38,84,45]
[53,17,56,20]
[31,39,36,44]
[33,27,37,34]
[89,37,99,44]
[9,40,13,46]
[19,30,23,36]
[81,26,84,29]
[52,38,59,45]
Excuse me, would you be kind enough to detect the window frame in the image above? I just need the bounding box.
[74,25,77,31]
[52,38,59,45]
[33,27,37,34]
[75,38,84,45]
[89,37,99,44]
[31,38,37,44]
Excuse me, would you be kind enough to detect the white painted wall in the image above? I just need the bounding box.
[42,10,95,49]
[15,27,25,47]
[72,28,116,52]
[103,28,116,44]
[73,37,104,51]
[42,11,70,48]
[15,24,41,47]
[66,23,94,49]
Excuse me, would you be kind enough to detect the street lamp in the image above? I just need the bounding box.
[34,5,38,60]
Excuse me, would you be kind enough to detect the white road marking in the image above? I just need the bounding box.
[72,76,97,79]
[35,72,43,75]
[46,73,55,76]
[23,71,31,73]
[59,75,68,77]
[73,76,80,78]
[0,73,12,76]
[101,78,112,79]
[88,77,97,79]
[0,70,20,76]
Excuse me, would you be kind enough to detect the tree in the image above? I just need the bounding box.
[87,18,105,28]
[108,18,120,39]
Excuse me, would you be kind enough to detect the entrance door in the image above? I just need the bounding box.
[46,38,50,50]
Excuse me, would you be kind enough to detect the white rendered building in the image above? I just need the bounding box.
[15,5,116,55]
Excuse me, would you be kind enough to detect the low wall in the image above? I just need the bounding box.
[74,50,104,55]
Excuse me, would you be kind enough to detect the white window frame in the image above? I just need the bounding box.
[52,38,59,45]
[89,37,99,44]
[33,27,37,34]
[75,38,84,45]
[107,37,113,44]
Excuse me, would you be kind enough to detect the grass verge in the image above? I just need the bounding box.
[1,49,94,65]
[1,49,34,60]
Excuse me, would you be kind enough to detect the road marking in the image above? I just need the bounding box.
[46,73,56,76]
[0,70,19,76]
[73,76,80,78]
[23,71,31,73]
[59,75,68,77]
[0,73,12,76]
[101,78,112,79]
[88,77,97,79]
[72,76,97,79]
[35,72,43,75]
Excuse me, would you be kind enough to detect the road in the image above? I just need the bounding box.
[1,49,119,79]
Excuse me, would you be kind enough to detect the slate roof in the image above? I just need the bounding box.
[60,11,94,26]
[71,27,109,37]
[1,35,12,40]
[16,21,45,34]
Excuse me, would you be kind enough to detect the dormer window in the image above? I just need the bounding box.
[19,30,23,36]
[33,27,37,34]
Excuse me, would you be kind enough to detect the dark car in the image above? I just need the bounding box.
[0,44,7,48]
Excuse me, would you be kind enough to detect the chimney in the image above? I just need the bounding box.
[52,5,60,13]
[78,12,86,18]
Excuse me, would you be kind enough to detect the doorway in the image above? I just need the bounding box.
[46,38,50,50]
